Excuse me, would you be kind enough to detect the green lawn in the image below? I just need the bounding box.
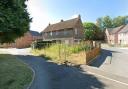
[0,54,33,89]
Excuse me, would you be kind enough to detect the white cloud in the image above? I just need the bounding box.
[26,0,52,32]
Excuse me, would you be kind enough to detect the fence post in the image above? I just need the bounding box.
[58,42,61,60]
[44,43,46,55]
[64,43,66,61]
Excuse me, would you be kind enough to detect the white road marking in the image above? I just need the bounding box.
[86,71,128,86]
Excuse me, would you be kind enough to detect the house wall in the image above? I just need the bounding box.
[105,29,110,44]
[74,19,84,39]
[106,29,122,45]
[109,34,115,44]
[118,33,128,45]
[105,29,115,44]
[43,28,74,40]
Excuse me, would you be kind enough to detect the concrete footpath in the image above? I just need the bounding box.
[90,47,128,78]
[81,65,128,87]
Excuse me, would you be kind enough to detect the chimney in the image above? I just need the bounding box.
[60,19,64,22]
[48,23,50,26]
[78,14,81,19]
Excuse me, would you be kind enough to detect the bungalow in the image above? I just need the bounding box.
[41,15,84,44]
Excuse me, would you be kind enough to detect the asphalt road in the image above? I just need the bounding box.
[0,48,128,89]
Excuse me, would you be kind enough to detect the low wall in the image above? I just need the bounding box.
[85,47,100,64]
[67,47,101,65]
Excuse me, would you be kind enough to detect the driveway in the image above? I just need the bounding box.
[1,48,128,89]
[90,47,128,78]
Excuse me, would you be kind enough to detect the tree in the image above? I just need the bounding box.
[102,16,113,29]
[83,22,102,40]
[0,0,31,43]
[96,17,104,30]
[125,16,128,24]
[113,16,128,27]
[96,15,128,30]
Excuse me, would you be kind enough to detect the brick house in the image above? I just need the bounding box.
[105,25,124,45]
[0,31,41,48]
[118,24,128,45]
[41,15,84,44]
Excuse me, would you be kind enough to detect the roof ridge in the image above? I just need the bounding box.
[42,16,80,32]
[49,17,79,26]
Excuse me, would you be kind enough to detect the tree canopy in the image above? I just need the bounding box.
[96,16,128,30]
[83,22,104,40]
[0,0,31,43]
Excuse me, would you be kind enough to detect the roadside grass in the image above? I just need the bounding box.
[0,54,33,89]
[31,43,91,64]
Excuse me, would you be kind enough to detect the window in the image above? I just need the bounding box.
[50,31,52,36]
[56,31,58,35]
[64,30,67,35]
[75,28,78,35]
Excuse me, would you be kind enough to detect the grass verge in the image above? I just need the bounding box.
[0,54,33,89]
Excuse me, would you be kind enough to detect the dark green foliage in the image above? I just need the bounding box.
[83,22,103,40]
[113,16,128,27]
[96,18,104,30]
[96,15,128,29]
[0,0,31,43]
[102,16,113,28]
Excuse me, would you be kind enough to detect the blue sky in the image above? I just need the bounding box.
[27,0,128,32]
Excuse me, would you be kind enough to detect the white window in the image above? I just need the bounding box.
[50,31,52,36]
[56,31,58,35]
[64,30,67,35]
[75,28,78,35]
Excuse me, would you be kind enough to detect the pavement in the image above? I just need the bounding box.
[90,47,128,78]
[0,48,128,89]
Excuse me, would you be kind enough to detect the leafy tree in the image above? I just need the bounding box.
[125,16,128,24]
[96,15,128,30]
[96,17,104,30]
[83,22,102,40]
[102,16,113,29]
[0,0,31,43]
[113,16,128,27]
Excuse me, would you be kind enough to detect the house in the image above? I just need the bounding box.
[0,31,41,48]
[105,25,124,45]
[118,24,128,45]
[41,15,84,44]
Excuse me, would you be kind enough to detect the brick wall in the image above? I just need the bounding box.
[0,32,33,48]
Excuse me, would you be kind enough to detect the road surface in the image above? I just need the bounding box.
[0,48,128,89]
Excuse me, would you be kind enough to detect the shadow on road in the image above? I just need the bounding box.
[89,49,120,67]
[16,55,106,89]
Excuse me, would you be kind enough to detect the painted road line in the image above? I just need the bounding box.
[86,71,128,86]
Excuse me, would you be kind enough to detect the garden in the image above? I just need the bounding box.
[31,41,101,65]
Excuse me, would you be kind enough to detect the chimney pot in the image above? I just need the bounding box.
[61,19,63,22]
